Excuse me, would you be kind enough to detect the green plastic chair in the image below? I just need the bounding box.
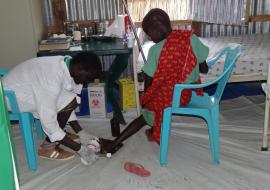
[160,43,242,165]
[0,79,19,190]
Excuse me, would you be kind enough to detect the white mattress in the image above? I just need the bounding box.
[200,33,270,79]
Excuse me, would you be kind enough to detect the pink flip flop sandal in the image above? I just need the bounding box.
[124,162,151,177]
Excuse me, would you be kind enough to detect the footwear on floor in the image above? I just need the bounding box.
[38,146,75,161]
[124,162,151,177]
[40,140,56,150]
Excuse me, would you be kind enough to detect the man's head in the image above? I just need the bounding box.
[142,8,172,43]
[70,52,102,85]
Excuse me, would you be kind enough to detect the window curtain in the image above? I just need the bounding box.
[250,0,270,34]
[44,0,120,26]
[127,0,190,22]
[44,0,270,35]
[44,0,54,26]
[189,0,246,25]
[202,0,270,37]
[65,0,120,21]
[127,0,246,25]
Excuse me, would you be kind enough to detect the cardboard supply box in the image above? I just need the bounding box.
[118,78,136,110]
[87,83,107,118]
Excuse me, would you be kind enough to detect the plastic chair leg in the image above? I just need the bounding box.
[19,113,37,171]
[35,119,44,140]
[160,108,173,166]
[207,107,220,165]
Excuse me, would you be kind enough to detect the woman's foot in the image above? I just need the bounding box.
[145,129,160,145]
[99,138,123,154]
[145,129,155,142]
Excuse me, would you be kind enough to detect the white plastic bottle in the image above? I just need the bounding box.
[127,32,134,48]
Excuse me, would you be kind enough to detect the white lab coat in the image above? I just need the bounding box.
[3,56,82,142]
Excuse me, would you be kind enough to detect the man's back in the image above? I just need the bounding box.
[3,56,67,90]
[2,56,74,114]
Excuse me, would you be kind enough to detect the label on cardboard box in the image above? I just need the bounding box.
[88,83,106,118]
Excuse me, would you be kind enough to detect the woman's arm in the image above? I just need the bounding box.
[199,60,209,74]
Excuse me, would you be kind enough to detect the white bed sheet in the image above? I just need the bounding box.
[200,33,270,79]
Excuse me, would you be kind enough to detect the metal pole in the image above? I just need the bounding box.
[122,0,147,64]
[262,63,270,151]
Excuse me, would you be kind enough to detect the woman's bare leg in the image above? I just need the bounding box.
[101,115,147,153]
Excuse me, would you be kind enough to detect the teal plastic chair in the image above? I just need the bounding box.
[0,68,44,171]
[160,43,242,165]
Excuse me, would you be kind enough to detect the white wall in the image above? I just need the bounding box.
[0,0,46,69]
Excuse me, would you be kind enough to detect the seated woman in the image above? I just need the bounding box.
[100,8,209,154]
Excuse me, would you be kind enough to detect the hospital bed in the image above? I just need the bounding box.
[131,29,270,150]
